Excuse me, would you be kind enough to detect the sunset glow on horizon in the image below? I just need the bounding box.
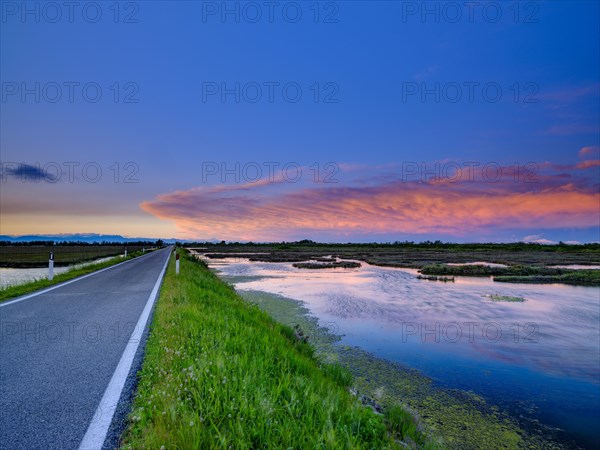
[1,1,599,243]
[140,151,600,242]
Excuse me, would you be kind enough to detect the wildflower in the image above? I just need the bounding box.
[190,421,194,426]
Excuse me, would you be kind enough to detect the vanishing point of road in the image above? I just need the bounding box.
[0,247,172,449]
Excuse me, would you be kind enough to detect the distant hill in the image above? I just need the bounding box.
[0,233,183,244]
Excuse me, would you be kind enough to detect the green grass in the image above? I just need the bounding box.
[385,405,423,447]
[121,250,435,449]
[0,250,150,302]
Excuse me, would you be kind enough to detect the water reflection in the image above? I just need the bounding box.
[0,256,117,288]
[208,257,600,448]
[211,258,600,381]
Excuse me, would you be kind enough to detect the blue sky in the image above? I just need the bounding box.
[1,1,599,242]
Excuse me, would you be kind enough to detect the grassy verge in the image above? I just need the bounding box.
[121,250,437,449]
[0,250,150,302]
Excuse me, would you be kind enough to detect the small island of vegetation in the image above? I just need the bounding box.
[416,275,455,282]
[293,261,362,269]
[484,294,526,303]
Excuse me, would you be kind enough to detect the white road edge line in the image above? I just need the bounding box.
[78,248,171,450]
[0,251,157,308]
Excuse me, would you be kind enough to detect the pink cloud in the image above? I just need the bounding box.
[544,124,600,136]
[141,159,600,241]
[575,160,600,169]
[579,146,600,158]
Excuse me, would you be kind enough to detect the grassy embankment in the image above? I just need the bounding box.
[0,250,151,302]
[420,264,600,286]
[121,250,437,449]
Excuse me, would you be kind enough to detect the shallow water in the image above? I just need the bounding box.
[208,257,600,449]
[0,256,117,288]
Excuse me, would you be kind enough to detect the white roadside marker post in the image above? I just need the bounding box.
[176,253,180,275]
[48,252,54,280]
[124,248,128,258]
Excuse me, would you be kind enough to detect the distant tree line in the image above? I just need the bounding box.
[182,240,599,251]
[0,240,164,247]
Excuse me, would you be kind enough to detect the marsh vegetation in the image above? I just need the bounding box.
[191,242,599,286]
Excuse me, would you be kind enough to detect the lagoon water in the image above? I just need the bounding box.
[208,257,600,449]
[0,256,117,288]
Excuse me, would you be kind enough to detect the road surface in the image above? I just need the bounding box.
[0,247,171,449]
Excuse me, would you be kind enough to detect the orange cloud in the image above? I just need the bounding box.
[141,168,600,241]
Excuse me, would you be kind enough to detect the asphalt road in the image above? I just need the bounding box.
[0,247,172,449]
